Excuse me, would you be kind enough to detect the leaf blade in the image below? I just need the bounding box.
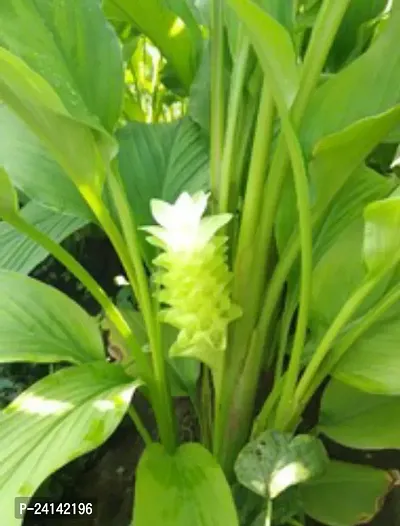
[0,362,138,525]
[0,271,104,364]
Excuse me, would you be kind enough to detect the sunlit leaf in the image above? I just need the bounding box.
[134,442,239,525]
[0,48,109,191]
[104,0,200,91]
[0,106,91,218]
[0,362,138,526]
[0,167,18,219]
[235,430,328,499]
[0,0,123,131]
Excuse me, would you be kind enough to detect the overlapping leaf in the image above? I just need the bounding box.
[0,202,87,274]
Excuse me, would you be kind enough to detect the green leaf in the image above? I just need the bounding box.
[235,430,328,499]
[0,362,138,525]
[225,0,295,60]
[281,166,393,338]
[0,48,110,192]
[0,270,103,364]
[276,107,400,256]
[319,379,400,449]
[328,0,387,70]
[0,106,91,218]
[226,0,299,107]
[0,166,18,218]
[308,107,400,216]
[0,0,123,132]
[0,202,87,274]
[312,167,395,266]
[333,299,400,395]
[302,460,393,526]
[300,8,400,153]
[117,118,208,260]
[104,0,200,91]
[363,188,400,274]
[133,442,239,526]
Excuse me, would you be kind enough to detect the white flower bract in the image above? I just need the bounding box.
[143,191,231,252]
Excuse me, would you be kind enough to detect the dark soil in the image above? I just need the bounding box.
[9,226,400,526]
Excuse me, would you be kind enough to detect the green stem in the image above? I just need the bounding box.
[294,269,389,407]
[275,296,296,380]
[252,375,285,438]
[233,80,274,291]
[79,185,175,451]
[257,0,353,282]
[269,109,313,431]
[252,0,353,323]
[212,0,351,473]
[221,0,350,421]
[219,38,250,213]
[210,0,225,209]
[292,0,352,123]
[128,406,153,446]
[107,174,176,453]
[213,83,275,458]
[7,213,150,377]
[265,499,272,526]
[298,283,400,415]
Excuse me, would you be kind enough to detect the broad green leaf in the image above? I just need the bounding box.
[0,202,87,274]
[328,0,387,70]
[104,0,199,91]
[0,361,138,525]
[310,220,365,328]
[0,48,108,192]
[279,166,393,339]
[302,460,393,526]
[235,430,328,499]
[133,442,239,526]
[189,43,211,131]
[0,0,123,131]
[363,187,400,274]
[116,118,208,260]
[319,380,400,449]
[333,299,400,395]
[0,106,91,219]
[0,167,18,218]
[308,107,400,216]
[312,166,395,265]
[226,0,299,107]
[225,0,295,60]
[0,271,103,364]
[276,106,400,255]
[300,8,400,153]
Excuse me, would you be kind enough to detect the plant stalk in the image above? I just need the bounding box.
[294,269,390,408]
[210,0,225,209]
[81,184,176,452]
[107,174,177,453]
[219,37,250,213]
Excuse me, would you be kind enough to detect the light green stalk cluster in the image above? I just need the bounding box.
[143,191,241,369]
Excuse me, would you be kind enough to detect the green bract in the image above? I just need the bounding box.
[143,192,241,369]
